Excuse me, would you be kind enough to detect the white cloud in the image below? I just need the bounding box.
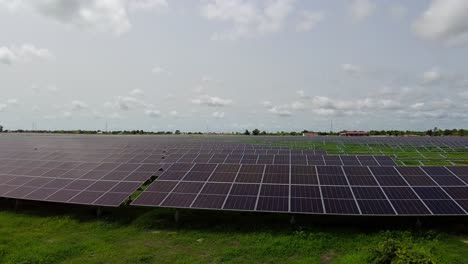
[63,111,72,118]
[262,100,273,107]
[0,44,52,65]
[130,88,144,96]
[151,65,165,74]
[0,104,6,112]
[106,96,151,111]
[0,0,167,35]
[212,111,225,118]
[306,96,404,118]
[145,109,161,118]
[7,98,19,105]
[47,85,60,92]
[268,105,292,117]
[296,90,311,99]
[349,0,375,23]
[413,0,468,45]
[0,46,16,65]
[71,100,88,111]
[13,44,53,60]
[264,101,304,117]
[291,101,305,110]
[341,63,361,74]
[191,95,232,107]
[257,0,294,34]
[0,0,22,11]
[410,102,425,109]
[201,0,294,40]
[295,10,324,32]
[422,68,442,84]
[128,0,167,11]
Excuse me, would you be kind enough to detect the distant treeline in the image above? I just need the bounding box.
[0,129,200,135]
[0,127,467,136]
[368,128,468,136]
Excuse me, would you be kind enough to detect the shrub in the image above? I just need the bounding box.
[368,237,435,264]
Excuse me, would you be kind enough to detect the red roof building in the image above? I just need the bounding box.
[339,131,369,136]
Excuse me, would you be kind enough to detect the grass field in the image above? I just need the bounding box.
[0,202,467,264]
[248,139,468,166]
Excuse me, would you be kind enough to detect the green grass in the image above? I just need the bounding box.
[246,139,468,166]
[0,205,467,264]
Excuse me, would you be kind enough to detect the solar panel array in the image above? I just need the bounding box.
[0,160,159,207]
[0,134,467,215]
[133,164,468,216]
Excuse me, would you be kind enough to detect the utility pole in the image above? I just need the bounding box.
[330,120,333,134]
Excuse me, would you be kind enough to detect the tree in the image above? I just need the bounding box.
[244,129,251,135]
[0,125,3,133]
[175,130,181,135]
[252,128,260,135]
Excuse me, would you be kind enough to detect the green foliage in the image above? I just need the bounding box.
[252,129,260,135]
[244,129,251,135]
[0,211,467,264]
[368,232,438,264]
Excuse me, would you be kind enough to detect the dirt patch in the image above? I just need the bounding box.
[321,250,338,264]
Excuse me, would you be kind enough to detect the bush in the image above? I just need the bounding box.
[368,237,435,264]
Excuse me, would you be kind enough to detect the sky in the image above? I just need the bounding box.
[1,0,468,132]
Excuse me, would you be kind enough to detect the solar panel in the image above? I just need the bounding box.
[357,200,396,215]
[256,197,289,212]
[352,187,387,199]
[1,134,467,216]
[192,194,225,209]
[390,200,431,215]
[323,199,360,214]
[290,198,323,213]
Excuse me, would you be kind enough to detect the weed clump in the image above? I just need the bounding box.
[368,231,437,264]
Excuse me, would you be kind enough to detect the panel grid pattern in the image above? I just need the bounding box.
[133,163,468,216]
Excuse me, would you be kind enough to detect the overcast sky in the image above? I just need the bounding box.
[1,0,468,132]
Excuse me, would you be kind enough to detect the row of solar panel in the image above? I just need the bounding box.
[132,181,467,215]
[1,162,466,184]
[0,161,162,207]
[0,154,396,167]
[0,150,329,160]
[0,176,144,207]
[130,163,468,215]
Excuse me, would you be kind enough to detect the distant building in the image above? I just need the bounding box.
[339,131,369,136]
[303,132,319,137]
